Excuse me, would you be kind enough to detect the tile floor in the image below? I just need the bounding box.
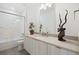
[0,47,30,55]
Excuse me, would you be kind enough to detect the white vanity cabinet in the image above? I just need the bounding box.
[48,44,78,55]
[47,44,61,55]
[31,39,39,55]
[24,37,37,54]
[24,37,48,55]
[32,40,48,55]
[24,37,33,54]
[37,41,48,55]
[24,35,79,55]
[60,48,78,55]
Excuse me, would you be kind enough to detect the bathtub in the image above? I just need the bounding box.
[0,37,24,51]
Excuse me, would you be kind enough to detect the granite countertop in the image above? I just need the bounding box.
[25,34,79,53]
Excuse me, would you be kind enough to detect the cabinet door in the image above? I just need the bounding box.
[48,44,61,55]
[47,44,78,55]
[60,48,78,55]
[24,37,33,54]
[27,37,33,54]
[24,37,28,51]
[31,39,39,55]
[24,37,48,55]
[24,37,40,55]
[37,41,48,55]
[32,39,48,55]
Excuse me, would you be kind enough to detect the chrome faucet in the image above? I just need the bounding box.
[46,32,48,37]
[39,24,42,33]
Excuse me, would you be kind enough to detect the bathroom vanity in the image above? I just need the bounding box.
[24,34,79,55]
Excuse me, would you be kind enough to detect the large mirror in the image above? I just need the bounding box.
[39,3,56,34]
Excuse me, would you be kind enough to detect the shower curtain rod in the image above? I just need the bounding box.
[0,10,25,17]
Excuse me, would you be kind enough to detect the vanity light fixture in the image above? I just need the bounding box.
[40,3,52,10]
[40,4,47,10]
[46,3,52,7]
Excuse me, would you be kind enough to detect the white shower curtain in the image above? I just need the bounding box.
[0,11,24,41]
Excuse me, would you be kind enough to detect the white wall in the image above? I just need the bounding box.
[40,4,56,34]
[4,3,77,38]
[0,3,26,16]
[25,3,41,35]
[55,3,79,37]
[0,3,42,39]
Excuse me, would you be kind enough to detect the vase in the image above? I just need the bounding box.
[30,30,34,35]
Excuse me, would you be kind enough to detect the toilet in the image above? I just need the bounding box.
[17,39,24,51]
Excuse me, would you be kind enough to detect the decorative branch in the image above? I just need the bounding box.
[57,10,68,41]
[59,13,62,27]
[61,10,68,27]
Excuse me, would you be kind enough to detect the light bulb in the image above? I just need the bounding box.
[46,3,49,6]
[40,4,47,10]
[48,4,52,7]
